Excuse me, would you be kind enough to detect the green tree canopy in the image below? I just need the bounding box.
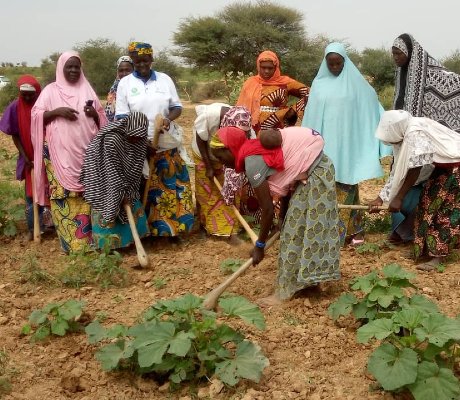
[73,38,124,96]
[359,48,395,91]
[442,50,460,74]
[173,1,325,85]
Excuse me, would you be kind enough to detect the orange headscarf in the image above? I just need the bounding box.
[236,50,295,127]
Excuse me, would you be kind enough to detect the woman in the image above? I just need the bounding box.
[302,42,391,246]
[32,51,107,253]
[0,75,52,239]
[105,56,134,122]
[237,50,309,132]
[371,110,460,271]
[210,126,341,306]
[116,42,194,239]
[392,33,460,132]
[192,104,252,242]
[80,112,149,250]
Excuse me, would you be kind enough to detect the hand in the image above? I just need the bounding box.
[84,105,98,119]
[55,107,79,121]
[162,117,171,131]
[389,197,403,213]
[147,145,157,157]
[24,158,34,169]
[250,246,265,265]
[369,196,383,213]
[205,167,215,180]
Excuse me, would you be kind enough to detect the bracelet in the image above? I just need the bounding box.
[255,240,266,249]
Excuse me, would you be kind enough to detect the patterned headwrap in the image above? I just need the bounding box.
[117,55,133,68]
[393,33,460,132]
[221,106,252,132]
[392,37,408,57]
[128,42,153,56]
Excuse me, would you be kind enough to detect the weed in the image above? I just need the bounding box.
[219,258,243,275]
[0,180,24,237]
[283,312,300,326]
[19,252,59,286]
[363,213,391,234]
[60,240,126,289]
[152,278,168,290]
[95,311,108,323]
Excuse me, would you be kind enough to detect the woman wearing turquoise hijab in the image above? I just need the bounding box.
[302,42,391,246]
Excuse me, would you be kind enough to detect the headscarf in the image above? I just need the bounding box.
[221,106,252,132]
[31,51,108,205]
[17,75,41,197]
[302,42,391,185]
[236,50,297,126]
[376,110,460,201]
[81,112,148,224]
[128,42,153,56]
[393,33,460,132]
[105,56,134,122]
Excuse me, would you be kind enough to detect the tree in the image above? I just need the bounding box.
[359,48,395,91]
[442,50,460,74]
[173,1,325,84]
[40,52,61,85]
[152,50,183,83]
[73,38,124,96]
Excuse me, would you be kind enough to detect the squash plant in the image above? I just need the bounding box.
[86,293,269,387]
[327,264,437,322]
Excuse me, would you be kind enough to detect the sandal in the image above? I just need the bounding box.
[351,238,365,247]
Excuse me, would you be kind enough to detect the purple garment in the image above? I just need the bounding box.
[0,99,25,180]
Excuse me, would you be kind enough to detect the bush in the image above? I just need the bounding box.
[190,80,227,103]
[0,179,24,237]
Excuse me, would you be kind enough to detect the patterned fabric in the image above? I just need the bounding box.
[44,144,93,253]
[24,196,52,233]
[91,199,148,250]
[393,34,460,132]
[145,148,194,236]
[277,155,341,300]
[221,106,252,132]
[80,112,148,224]
[391,185,423,242]
[414,167,460,258]
[194,155,240,236]
[393,38,409,56]
[336,183,363,246]
[128,42,153,56]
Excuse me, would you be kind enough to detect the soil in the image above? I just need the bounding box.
[0,102,459,400]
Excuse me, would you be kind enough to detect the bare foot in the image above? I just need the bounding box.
[416,257,444,271]
[257,294,283,308]
[228,234,243,246]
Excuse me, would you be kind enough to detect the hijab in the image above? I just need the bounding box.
[302,42,391,185]
[236,50,297,126]
[392,33,460,132]
[32,51,108,205]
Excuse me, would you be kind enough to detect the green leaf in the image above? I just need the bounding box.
[85,321,108,344]
[21,324,32,335]
[155,293,202,314]
[404,295,439,316]
[29,310,48,325]
[352,301,377,320]
[107,324,129,339]
[95,340,134,371]
[215,340,269,386]
[132,322,175,368]
[357,318,396,343]
[58,299,85,320]
[51,318,69,336]
[350,270,378,293]
[392,309,425,331]
[367,343,418,390]
[168,331,195,357]
[328,293,358,320]
[409,361,460,400]
[218,296,265,330]
[42,303,59,314]
[382,263,416,280]
[33,325,51,341]
[212,324,244,344]
[414,314,460,347]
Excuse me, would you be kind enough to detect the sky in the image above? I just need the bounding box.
[2,0,459,67]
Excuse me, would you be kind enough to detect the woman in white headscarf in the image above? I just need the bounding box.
[371,110,460,270]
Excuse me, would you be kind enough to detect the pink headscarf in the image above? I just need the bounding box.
[32,51,107,205]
